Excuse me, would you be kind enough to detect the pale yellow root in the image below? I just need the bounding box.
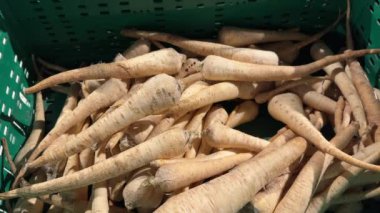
[255,77,328,104]
[34,78,127,162]
[218,26,307,46]
[197,105,229,157]
[311,42,367,135]
[29,74,182,168]
[200,49,380,82]
[177,58,202,78]
[290,84,337,115]
[105,130,127,151]
[273,122,359,213]
[185,105,211,158]
[13,88,80,188]
[14,92,45,167]
[250,114,323,213]
[61,154,85,201]
[268,93,380,172]
[306,152,380,213]
[25,48,185,93]
[251,173,293,213]
[123,168,163,210]
[83,79,105,94]
[121,29,279,65]
[151,150,238,167]
[109,174,131,202]
[146,81,209,139]
[322,141,380,180]
[374,88,380,100]
[122,38,151,59]
[342,102,352,129]
[127,115,164,145]
[91,143,109,212]
[79,148,94,169]
[334,97,345,133]
[204,122,269,152]
[226,101,259,127]
[155,137,308,212]
[0,129,196,199]
[166,81,272,118]
[171,112,195,130]
[152,153,253,192]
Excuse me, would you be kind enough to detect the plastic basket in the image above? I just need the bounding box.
[0,0,379,210]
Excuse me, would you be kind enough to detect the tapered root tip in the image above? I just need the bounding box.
[24,87,36,94]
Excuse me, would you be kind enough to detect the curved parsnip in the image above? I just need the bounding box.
[121,29,279,65]
[25,48,185,93]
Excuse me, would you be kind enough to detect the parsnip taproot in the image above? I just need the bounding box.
[151,153,253,192]
[91,144,109,213]
[290,84,337,115]
[30,78,127,166]
[200,49,380,82]
[255,77,328,104]
[184,105,211,158]
[147,81,209,139]
[25,48,184,93]
[123,168,163,210]
[14,92,45,167]
[306,152,380,213]
[121,29,279,65]
[126,115,164,145]
[322,141,380,180]
[204,122,268,152]
[218,26,307,46]
[226,100,259,127]
[165,81,271,118]
[13,87,79,189]
[122,38,151,59]
[0,129,196,199]
[268,93,380,171]
[274,122,359,213]
[155,137,307,213]
[29,74,182,168]
[268,15,342,64]
[311,42,367,136]
[197,105,229,156]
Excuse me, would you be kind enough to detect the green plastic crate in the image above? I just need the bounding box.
[0,0,379,210]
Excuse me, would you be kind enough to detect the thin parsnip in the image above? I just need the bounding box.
[14,92,45,167]
[91,143,109,212]
[200,48,380,82]
[268,93,380,171]
[0,129,196,199]
[306,152,380,213]
[255,77,328,104]
[121,29,279,65]
[274,122,359,213]
[29,74,182,168]
[151,153,253,192]
[311,42,367,136]
[25,48,185,93]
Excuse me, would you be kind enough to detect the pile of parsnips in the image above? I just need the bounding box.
[4,9,380,213]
